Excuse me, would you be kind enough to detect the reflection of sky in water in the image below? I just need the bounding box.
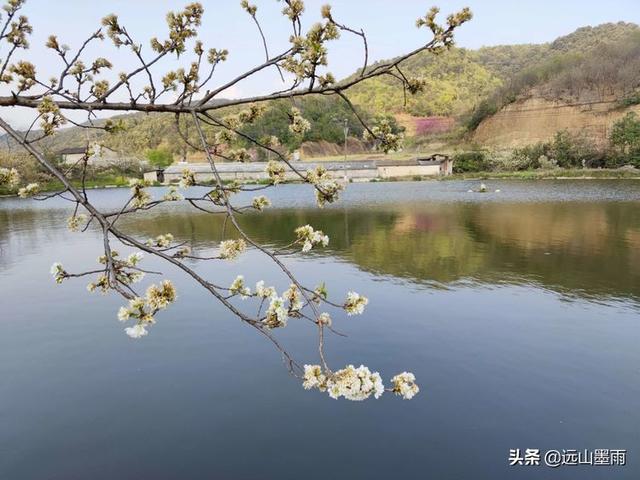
[1,181,639,479]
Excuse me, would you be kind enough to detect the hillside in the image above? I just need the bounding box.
[3,22,639,158]
[347,22,639,119]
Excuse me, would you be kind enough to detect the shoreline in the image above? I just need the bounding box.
[2,169,639,198]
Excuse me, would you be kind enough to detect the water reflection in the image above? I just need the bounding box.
[103,201,638,304]
[2,194,639,304]
[1,182,639,480]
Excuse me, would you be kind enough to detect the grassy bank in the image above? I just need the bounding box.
[444,169,640,180]
[0,174,132,196]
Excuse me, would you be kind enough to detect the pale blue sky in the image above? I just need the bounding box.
[4,0,639,126]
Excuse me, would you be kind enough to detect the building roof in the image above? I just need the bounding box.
[163,157,457,174]
[58,145,117,155]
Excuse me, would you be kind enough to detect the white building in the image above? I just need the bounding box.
[156,157,454,184]
[58,143,121,166]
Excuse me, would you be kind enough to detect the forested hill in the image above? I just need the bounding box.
[346,22,640,118]
[3,22,639,158]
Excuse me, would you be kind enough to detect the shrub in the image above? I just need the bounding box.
[453,150,488,172]
[145,148,174,169]
[609,112,640,167]
[548,130,601,168]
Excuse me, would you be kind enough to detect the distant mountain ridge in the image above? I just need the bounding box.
[3,22,639,155]
[346,22,640,118]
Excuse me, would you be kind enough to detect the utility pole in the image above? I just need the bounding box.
[343,118,349,161]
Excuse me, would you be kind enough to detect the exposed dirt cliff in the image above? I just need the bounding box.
[473,96,640,148]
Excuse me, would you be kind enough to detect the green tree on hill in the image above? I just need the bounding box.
[610,112,640,166]
[145,148,174,169]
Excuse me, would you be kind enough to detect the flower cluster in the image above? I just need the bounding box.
[251,195,271,211]
[50,262,66,284]
[219,239,246,260]
[3,5,31,53]
[303,364,384,401]
[148,3,204,56]
[288,107,311,135]
[255,280,276,299]
[229,275,251,299]
[0,167,20,187]
[38,96,66,136]
[283,284,302,312]
[163,186,183,201]
[294,225,329,252]
[317,312,332,326]
[259,135,280,148]
[146,233,174,248]
[416,7,472,50]
[129,179,151,208]
[173,245,192,258]
[302,364,327,390]
[118,280,177,339]
[307,166,343,208]
[88,251,146,292]
[145,280,177,310]
[224,104,265,129]
[226,148,251,162]
[364,118,404,154]
[391,372,420,400]
[17,183,39,198]
[265,160,286,184]
[406,77,426,94]
[282,0,304,21]
[344,291,368,316]
[240,0,257,16]
[67,214,88,232]
[87,274,110,294]
[179,169,196,189]
[281,15,340,83]
[264,296,288,329]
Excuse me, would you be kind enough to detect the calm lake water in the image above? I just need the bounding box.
[1,180,639,479]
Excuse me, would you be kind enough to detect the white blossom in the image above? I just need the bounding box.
[50,262,65,284]
[117,306,131,322]
[302,364,327,391]
[255,280,276,299]
[174,245,191,258]
[0,167,20,187]
[264,296,288,329]
[145,280,176,310]
[163,185,183,201]
[391,372,420,400]
[126,252,144,266]
[219,239,246,260]
[129,297,145,311]
[344,291,368,316]
[307,166,344,208]
[252,195,271,211]
[265,160,286,184]
[229,275,251,299]
[147,233,174,248]
[318,312,332,326]
[289,107,311,135]
[295,225,329,252]
[178,169,196,189]
[129,179,151,208]
[86,274,109,294]
[18,183,39,198]
[125,324,148,339]
[283,284,302,312]
[324,364,385,401]
[66,214,87,232]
